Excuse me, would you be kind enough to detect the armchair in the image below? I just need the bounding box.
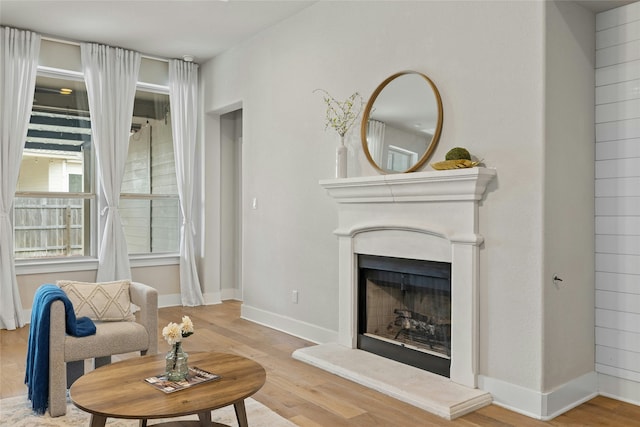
[48,281,158,417]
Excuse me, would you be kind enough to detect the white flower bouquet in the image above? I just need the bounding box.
[162,315,194,345]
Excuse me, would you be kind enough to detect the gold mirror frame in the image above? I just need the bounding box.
[361,71,443,174]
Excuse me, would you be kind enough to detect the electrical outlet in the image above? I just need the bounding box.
[292,290,299,304]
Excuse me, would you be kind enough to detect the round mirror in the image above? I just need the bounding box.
[361,71,443,173]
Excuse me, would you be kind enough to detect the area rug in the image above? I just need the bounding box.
[0,395,297,427]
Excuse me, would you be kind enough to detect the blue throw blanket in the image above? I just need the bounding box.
[25,284,96,414]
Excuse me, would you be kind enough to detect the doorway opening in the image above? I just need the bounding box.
[220,109,243,299]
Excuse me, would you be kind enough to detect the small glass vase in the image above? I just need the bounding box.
[165,341,189,381]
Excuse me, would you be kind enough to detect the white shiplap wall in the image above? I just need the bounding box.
[595,2,640,391]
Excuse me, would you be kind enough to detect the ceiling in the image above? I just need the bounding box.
[0,0,316,63]
[0,1,636,64]
[574,0,637,13]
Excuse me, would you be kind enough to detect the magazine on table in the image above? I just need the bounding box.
[144,366,221,393]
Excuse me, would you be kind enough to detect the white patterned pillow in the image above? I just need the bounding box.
[57,280,135,322]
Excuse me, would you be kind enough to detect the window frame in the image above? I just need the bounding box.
[14,67,180,275]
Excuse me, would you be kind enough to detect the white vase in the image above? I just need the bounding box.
[336,137,347,178]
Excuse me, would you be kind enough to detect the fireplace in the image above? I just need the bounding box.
[293,168,496,418]
[317,167,496,388]
[358,254,451,377]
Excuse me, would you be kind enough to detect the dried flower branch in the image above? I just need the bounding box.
[314,89,364,138]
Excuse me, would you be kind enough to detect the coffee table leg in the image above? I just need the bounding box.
[89,414,107,427]
[234,400,248,427]
[197,411,212,426]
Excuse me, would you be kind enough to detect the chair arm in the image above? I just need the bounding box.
[129,282,158,355]
[49,300,67,417]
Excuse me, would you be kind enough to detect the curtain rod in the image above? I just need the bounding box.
[41,35,171,63]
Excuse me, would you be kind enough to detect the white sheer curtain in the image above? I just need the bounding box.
[169,59,204,306]
[0,27,40,330]
[81,43,140,282]
[367,119,386,165]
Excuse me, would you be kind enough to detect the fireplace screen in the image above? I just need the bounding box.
[358,254,451,377]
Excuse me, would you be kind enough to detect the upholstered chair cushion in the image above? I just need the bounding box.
[57,280,135,321]
[64,321,149,360]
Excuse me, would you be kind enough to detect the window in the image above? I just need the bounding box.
[121,90,179,254]
[15,73,179,260]
[386,145,418,172]
[15,74,93,259]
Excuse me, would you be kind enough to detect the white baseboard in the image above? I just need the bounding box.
[158,292,222,307]
[598,373,640,406]
[220,287,241,301]
[543,372,598,419]
[478,375,544,419]
[241,303,338,344]
[203,291,222,305]
[479,372,598,420]
[22,309,31,326]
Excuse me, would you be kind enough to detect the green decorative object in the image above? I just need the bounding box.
[445,147,471,161]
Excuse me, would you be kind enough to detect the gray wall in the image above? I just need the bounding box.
[543,0,595,393]
[201,1,596,417]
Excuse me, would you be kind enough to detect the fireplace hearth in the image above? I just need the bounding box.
[358,254,451,377]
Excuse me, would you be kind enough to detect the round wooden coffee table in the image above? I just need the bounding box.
[69,352,266,427]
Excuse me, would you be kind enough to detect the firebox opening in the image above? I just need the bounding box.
[357,254,451,377]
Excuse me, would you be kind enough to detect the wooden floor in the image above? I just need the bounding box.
[2,301,640,426]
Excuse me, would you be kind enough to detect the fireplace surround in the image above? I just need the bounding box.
[293,167,496,418]
[320,167,495,388]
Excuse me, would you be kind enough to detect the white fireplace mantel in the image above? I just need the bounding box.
[320,167,496,389]
[319,167,497,203]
